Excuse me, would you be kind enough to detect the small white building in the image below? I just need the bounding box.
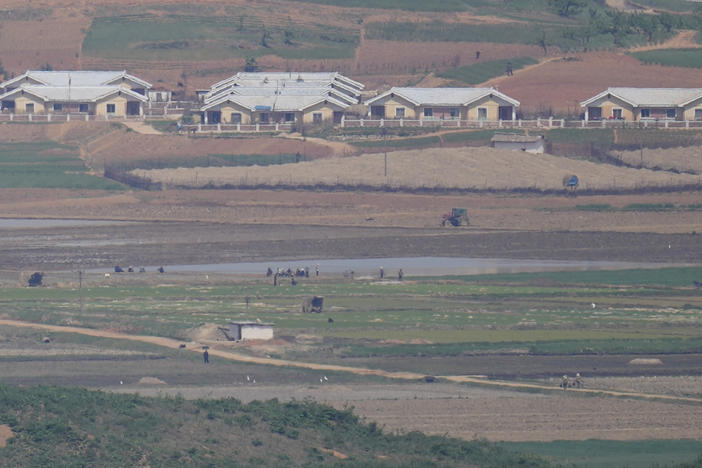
[227,321,274,341]
[491,133,544,153]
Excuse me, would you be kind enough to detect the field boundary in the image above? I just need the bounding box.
[2,319,701,405]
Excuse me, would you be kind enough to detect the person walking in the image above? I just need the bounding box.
[398,269,404,281]
[561,374,569,391]
[379,266,384,279]
[203,349,209,364]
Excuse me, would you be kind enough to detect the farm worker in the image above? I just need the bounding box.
[574,373,583,388]
[315,264,319,277]
[203,349,209,364]
[561,375,569,391]
[380,266,384,279]
[398,269,404,281]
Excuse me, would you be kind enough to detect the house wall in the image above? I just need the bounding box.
[241,325,274,341]
[682,99,702,120]
[585,96,635,120]
[15,95,45,113]
[466,95,509,121]
[219,103,253,124]
[376,95,418,119]
[301,102,341,124]
[95,95,129,117]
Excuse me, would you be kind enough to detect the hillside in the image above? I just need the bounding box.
[0,384,550,467]
[2,0,702,114]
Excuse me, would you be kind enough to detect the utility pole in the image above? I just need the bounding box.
[381,127,388,178]
[78,269,83,314]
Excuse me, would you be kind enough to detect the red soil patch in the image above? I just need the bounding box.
[487,51,702,115]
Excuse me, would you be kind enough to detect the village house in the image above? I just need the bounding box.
[580,87,702,122]
[199,72,364,124]
[0,70,151,117]
[364,87,520,121]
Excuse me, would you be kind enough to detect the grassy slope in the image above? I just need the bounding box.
[0,140,124,190]
[0,384,550,467]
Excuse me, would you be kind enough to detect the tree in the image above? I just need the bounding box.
[0,59,4,80]
[244,57,258,72]
[548,0,587,17]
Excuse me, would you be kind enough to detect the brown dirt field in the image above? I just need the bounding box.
[84,128,343,165]
[132,146,702,192]
[344,395,702,442]
[487,52,702,115]
[615,146,702,174]
[1,188,701,234]
[354,40,545,84]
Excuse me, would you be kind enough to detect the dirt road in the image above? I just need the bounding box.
[2,319,701,405]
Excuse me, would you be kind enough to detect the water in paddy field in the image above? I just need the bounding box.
[90,257,673,277]
[0,219,133,229]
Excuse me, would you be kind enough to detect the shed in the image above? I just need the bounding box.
[491,133,544,153]
[227,321,274,341]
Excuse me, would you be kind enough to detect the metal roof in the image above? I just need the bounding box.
[365,87,520,107]
[0,70,152,89]
[580,87,702,107]
[205,86,356,105]
[201,93,349,112]
[0,85,148,103]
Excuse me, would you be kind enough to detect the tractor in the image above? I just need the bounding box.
[441,208,469,227]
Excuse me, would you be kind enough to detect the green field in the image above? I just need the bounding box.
[631,48,702,68]
[82,15,358,61]
[501,440,702,468]
[0,141,124,190]
[5,266,701,354]
[438,57,538,85]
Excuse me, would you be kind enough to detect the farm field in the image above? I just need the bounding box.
[2,1,702,465]
[132,146,702,192]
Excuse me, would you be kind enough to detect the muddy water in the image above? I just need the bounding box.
[89,256,671,277]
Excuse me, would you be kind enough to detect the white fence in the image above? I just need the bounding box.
[341,117,702,130]
[182,123,295,133]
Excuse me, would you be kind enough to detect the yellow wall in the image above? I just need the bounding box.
[377,95,418,119]
[219,103,253,124]
[466,96,508,121]
[95,95,128,117]
[586,96,635,120]
[15,95,45,113]
[683,97,702,120]
[301,102,340,124]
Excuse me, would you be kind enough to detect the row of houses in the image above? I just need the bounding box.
[3,69,702,124]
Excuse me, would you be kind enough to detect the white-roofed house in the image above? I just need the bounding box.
[0,70,151,117]
[580,88,702,122]
[200,88,351,125]
[364,87,520,121]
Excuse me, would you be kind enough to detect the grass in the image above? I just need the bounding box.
[112,153,307,171]
[83,14,358,61]
[4,266,701,349]
[438,57,538,85]
[0,142,125,190]
[500,440,702,468]
[0,383,553,467]
[351,135,441,149]
[631,48,702,68]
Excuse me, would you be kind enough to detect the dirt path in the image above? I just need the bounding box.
[122,121,164,135]
[2,319,701,405]
[628,30,702,52]
[482,57,560,87]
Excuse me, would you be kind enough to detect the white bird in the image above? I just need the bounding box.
[252,377,256,384]
[323,376,328,381]
[320,378,323,383]
[246,375,250,382]
[120,380,123,385]
[591,303,596,309]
